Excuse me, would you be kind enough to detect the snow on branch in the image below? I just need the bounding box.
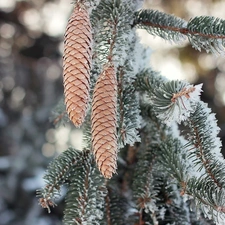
[186,177,225,224]
[184,101,225,189]
[63,153,106,224]
[136,70,203,124]
[151,81,203,125]
[187,16,225,54]
[37,148,85,213]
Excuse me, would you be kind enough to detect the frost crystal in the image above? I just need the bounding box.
[154,82,203,125]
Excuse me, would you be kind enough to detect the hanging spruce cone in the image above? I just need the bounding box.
[63,3,92,127]
[91,63,118,179]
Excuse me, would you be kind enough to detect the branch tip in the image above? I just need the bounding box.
[39,197,56,213]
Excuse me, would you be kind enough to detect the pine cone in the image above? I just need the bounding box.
[91,63,118,179]
[63,4,92,127]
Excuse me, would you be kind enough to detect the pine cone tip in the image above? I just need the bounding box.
[99,160,117,179]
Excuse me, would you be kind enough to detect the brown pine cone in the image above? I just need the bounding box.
[91,63,118,179]
[63,3,92,127]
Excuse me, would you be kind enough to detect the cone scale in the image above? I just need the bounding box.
[63,3,92,127]
[91,63,118,179]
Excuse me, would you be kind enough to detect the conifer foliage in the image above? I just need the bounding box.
[38,0,225,224]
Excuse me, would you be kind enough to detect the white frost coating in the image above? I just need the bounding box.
[189,163,206,178]
[158,83,203,125]
[167,123,205,179]
[123,128,141,145]
[198,102,224,164]
[212,137,224,163]
[157,103,191,125]
[200,204,225,225]
[117,35,151,148]
[144,198,158,214]
[158,207,166,220]
[188,83,203,101]
[130,0,144,10]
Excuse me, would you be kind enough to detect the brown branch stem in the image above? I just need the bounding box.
[76,162,90,224]
[53,110,67,125]
[136,21,225,39]
[137,154,156,209]
[190,120,222,189]
[108,19,118,62]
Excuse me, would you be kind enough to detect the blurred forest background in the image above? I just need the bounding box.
[1,0,225,224]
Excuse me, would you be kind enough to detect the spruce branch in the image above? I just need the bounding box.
[133,149,157,211]
[187,16,225,54]
[63,153,106,225]
[102,185,129,225]
[136,69,202,125]
[151,81,202,125]
[186,177,225,222]
[91,1,120,66]
[158,138,188,187]
[184,101,225,189]
[132,113,163,220]
[115,32,150,149]
[37,148,85,213]
[53,110,67,126]
[160,184,194,225]
[105,185,111,225]
[49,98,68,127]
[137,73,225,223]
[117,65,141,148]
[136,68,167,94]
[133,9,225,54]
[135,103,212,225]
[132,9,187,43]
[91,0,137,67]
